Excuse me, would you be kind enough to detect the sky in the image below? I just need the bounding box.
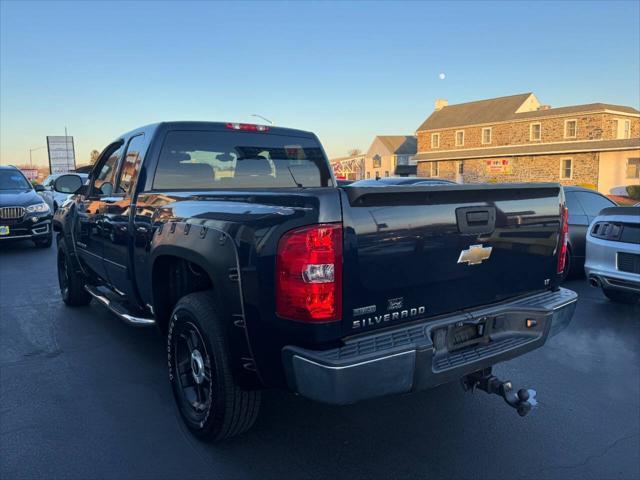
[1,0,639,168]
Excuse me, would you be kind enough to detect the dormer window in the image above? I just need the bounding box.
[431,133,440,148]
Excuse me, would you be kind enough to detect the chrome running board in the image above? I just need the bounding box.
[84,285,156,327]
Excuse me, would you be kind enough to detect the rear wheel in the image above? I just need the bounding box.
[167,291,260,441]
[57,238,92,306]
[603,289,640,304]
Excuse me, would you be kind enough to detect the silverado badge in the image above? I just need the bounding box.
[457,244,492,266]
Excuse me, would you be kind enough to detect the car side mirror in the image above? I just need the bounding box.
[54,174,84,194]
[34,184,45,192]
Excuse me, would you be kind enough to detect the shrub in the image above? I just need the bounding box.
[626,185,640,200]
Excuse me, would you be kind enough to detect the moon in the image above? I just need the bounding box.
[439,73,446,80]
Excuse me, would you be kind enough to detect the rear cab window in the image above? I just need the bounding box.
[152,130,333,190]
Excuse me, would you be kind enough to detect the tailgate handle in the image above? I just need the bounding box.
[467,211,489,225]
[456,206,496,234]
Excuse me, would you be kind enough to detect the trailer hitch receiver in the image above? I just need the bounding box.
[463,369,537,417]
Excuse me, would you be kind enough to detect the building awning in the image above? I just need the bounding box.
[414,138,640,162]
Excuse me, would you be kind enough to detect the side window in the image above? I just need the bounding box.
[92,144,124,196]
[117,135,145,195]
[575,192,615,217]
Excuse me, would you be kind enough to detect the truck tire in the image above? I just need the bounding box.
[57,238,92,306]
[602,288,640,305]
[167,291,261,441]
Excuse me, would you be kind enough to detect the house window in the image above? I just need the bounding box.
[613,119,631,139]
[564,120,577,138]
[366,172,370,179]
[455,130,464,147]
[530,123,541,141]
[384,171,389,177]
[482,127,492,145]
[431,133,440,148]
[560,158,573,179]
[458,161,464,175]
[627,158,640,179]
[372,154,382,169]
[430,162,439,177]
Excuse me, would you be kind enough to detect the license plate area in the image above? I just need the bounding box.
[446,317,492,351]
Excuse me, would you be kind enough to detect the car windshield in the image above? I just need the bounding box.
[0,170,31,191]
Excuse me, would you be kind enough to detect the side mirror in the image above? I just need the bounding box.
[54,174,84,194]
[34,184,45,192]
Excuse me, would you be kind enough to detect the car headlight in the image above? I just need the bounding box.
[26,202,50,214]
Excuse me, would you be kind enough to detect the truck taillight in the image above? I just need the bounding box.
[225,122,269,132]
[275,223,342,323]
[557,206,569,274]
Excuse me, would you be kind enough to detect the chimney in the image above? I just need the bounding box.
[434,99,448,111]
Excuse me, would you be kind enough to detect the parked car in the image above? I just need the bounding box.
[0,165,53,247]
[54,121,576,441]
[585,206,640,304]
[42,173,88,211]
[562,186,617,278]
[350,176,456,186]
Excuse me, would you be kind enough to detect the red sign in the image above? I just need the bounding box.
[21,168,39,180]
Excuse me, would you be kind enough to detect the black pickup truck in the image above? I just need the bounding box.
[53,121,577,441]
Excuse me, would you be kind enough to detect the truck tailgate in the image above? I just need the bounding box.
[340,183,563,334]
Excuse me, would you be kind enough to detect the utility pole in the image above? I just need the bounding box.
[29,146,46,168]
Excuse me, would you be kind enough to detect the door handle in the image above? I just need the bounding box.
[456,206,496,234]
[136,226,150,233]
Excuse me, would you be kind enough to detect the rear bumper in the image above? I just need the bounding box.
[585,238,640,293]
[283,288,577,405]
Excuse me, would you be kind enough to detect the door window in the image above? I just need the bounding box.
[117,135,145,195]
[92,143,124,196]
[574,191,615,217]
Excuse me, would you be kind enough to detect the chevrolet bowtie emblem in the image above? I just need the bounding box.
[457,244,492,265]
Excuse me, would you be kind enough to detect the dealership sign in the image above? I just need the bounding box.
[21,168,39,181]
[486,159,512,174]
[47,136,76,174]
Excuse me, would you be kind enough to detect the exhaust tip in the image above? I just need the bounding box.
[589,276,600,288]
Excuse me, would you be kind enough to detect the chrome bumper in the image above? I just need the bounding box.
[283,288,577,405]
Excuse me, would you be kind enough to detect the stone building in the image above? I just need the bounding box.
[413,93,640,194]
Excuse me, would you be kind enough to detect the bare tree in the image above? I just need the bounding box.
[89,150,100,164]
[348,149,362,157]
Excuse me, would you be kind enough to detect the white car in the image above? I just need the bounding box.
[585,206,640,304]
[41,173,88,211]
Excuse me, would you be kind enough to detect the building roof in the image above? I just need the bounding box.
[374,135,417,155]
[416,93,639,131]
[414,138,640,162]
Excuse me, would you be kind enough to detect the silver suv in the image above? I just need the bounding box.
[585,207,640,304]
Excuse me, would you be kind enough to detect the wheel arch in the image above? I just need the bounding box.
[149,222,262,389]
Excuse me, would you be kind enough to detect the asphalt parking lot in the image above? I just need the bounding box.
[1,240,638,480]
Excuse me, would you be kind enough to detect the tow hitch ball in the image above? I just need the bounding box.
[462,369,537,417]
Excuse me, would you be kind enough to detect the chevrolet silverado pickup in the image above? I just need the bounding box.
[53,121,577,441]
